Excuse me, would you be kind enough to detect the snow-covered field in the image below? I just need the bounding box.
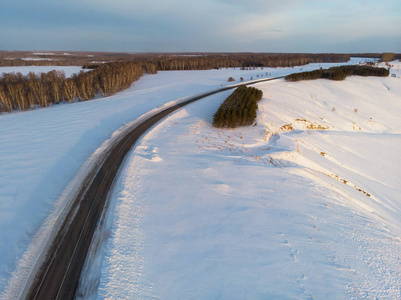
[81,61,401,299]
[0,58,398,298]
[0,61,333,297]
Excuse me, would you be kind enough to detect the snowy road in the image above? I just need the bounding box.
[24,76,285,299]
[89,62,401,299]
[0,58,369,299]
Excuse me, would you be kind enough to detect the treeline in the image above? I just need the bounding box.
[79,53,352,71]
[5,51,401,70]
[349,53,401,61]
[0,53,350,113]
[0,61,147,112]
[150,53,351,70]
[213,86,263,128]
[1,51,350,69]
[381,52,396,62]
[0,51,143,67]
[285,65,390,82]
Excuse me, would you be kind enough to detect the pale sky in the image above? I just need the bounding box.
[1,0,400,53]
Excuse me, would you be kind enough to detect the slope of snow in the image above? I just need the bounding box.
[1,60,362,297]
[90,61,401,299]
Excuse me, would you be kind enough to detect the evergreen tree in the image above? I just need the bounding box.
[212,86,263,128]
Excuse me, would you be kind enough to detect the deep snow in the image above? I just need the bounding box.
[86,60,401,299]
[0,58,392,298]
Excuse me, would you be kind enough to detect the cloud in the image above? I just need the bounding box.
[1,0,400,52]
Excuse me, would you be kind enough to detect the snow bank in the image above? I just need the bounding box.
[91,60,401,299]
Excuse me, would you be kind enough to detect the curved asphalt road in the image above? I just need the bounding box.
[24,76,285,299]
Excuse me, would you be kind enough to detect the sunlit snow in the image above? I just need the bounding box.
[88,61,401,299]
[1,58,400,299]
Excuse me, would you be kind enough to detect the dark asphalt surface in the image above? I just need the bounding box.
[25,76,284,299]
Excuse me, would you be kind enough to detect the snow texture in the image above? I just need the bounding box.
[1,58,397,299]
[86,60,401,299]
[1,62,339,298]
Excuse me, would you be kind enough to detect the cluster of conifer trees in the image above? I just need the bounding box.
[0,61,147,112]
[213,86,263,128]
[285,65,389,82]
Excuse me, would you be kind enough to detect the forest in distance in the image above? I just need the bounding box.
[0,52,397,113]
[0,52,352,68]
[285,65,390,81]
[0,53,349,113]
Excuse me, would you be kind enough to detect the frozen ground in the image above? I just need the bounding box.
[0,58,392,298]
[84,60,401,299]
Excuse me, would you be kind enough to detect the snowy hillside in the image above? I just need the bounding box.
[1,58,398,298]
[87,61,401,299]
[2,61,359,297]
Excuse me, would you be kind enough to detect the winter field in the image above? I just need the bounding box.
[85,60,401,299]
[1,58,400,298]
[0,60,339,297]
